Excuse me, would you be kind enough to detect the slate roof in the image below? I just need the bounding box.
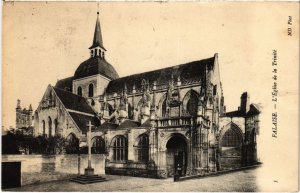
[55,76,73,92]
[105,57,215,96]
[117,120,141,129]
[224,110,245,117]
[89,14,105,50]
[74,57,119,80]
[224,104,260,118]
[68,112,100,133]
[53,87,95,115]
[246,104,260,116]
[95,122,118,130]
[140,119,152,127]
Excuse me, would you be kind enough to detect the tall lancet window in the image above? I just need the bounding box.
[88,84,94,97]
[48,116,52,137]
[186,92,199,116]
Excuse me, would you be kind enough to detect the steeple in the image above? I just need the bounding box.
[89,11,106,59]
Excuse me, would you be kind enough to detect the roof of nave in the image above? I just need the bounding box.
[74,57,119,80]
[68,112,100,133]
[105,56,215,96]
[53,87,95,115]
[55,76,73,91]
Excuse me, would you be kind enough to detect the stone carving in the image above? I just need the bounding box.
[160,132,165,138]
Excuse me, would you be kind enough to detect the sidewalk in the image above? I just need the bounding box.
[5,167,261,192]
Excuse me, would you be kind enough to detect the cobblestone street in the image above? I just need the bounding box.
[6,167,267,192]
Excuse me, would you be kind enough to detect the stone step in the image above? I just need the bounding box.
[70,175,107,184]
[76,175,105,180]
[70,178,107,184]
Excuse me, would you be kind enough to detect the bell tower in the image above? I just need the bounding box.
[89,12,106,59]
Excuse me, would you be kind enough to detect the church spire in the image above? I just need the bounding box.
[89,11,106,58]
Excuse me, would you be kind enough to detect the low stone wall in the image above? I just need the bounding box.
[2,154,105,186]
[105,161,158,178]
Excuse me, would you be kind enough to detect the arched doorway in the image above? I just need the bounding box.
[166,135,188,177]
[219,124,243,169]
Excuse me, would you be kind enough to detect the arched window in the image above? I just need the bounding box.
[91,99,95,106]
[91,50,94,57]
[186,92,199,116]
[112,136,128,161]
[42,120,46,136]
[221,129,241,147]
[48,117,52,137]
[162,99,167,117]
[92,137,106,154]
[88,84,94,97]
[77,86,82,96]
[66,133,79,154]
[54,119,58,135]
[136,134,149,162]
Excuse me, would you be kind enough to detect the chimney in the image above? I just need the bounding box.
[240,92,250,114]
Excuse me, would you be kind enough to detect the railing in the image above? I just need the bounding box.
[155,115,211,128]
[155,116,193,128]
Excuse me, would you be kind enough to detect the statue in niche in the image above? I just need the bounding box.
[118,85,128,118]
[140,79,151,107]
[119,86,128,111]
[167,75,181,107]
[140,79,151,118]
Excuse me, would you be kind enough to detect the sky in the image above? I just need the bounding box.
[2,2,299,190]
[2,2,282,128]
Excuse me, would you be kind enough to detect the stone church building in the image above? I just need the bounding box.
[34,12,260,178]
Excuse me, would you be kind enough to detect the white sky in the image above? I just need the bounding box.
[2,2,298,129]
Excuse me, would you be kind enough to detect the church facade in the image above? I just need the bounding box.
[34,13,260,178]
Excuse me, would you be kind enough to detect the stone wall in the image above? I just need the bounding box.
[2,154,105,186]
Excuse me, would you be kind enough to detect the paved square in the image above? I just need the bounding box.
[6,167,263,192]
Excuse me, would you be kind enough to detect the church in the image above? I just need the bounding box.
[34,12,260,178]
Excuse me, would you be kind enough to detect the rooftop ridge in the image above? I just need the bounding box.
[116,56,215,80]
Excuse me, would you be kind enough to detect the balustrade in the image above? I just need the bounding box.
[156,117,192,128]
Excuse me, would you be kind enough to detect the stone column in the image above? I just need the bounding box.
[127,129,134,161]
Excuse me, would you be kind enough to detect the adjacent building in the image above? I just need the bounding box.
[16,99,34,135]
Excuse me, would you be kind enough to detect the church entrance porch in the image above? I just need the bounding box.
[166,135,188,177]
